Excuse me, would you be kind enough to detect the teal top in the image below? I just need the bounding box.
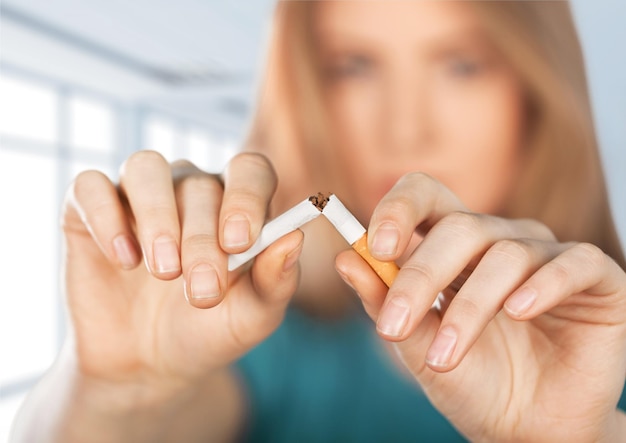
[235,307,467,442]
[236,307,626,442]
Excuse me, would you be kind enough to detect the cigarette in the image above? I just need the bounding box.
[227,193,400,288]
[322,195,399,287]
[227,197,322,271]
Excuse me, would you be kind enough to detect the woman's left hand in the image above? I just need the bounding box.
[336,173,626,443]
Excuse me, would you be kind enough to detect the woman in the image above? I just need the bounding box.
[11,1,626,442]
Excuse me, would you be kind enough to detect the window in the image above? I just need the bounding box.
[0,75,62,441]
[69,95,115,153]
[186,129,212,170]
[0,75,57,145]
[143,116,239,171]
[143,115,177,161]
[0,71,240,439]
[0,151,58,387]
[186,129,238,173]
[0,75,122,439]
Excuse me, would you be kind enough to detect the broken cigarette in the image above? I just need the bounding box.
[227,197,322,271]
[322,195,399,287]
[227,192,400,287]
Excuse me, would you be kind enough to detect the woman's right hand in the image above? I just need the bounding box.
[61,150,303,391]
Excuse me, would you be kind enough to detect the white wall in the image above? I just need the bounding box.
[571,0,626,246]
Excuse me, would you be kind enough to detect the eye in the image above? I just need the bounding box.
[446,57,485,78]
[327,54,374,80]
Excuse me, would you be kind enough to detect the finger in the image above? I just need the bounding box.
[219,230,305,349]
[368,173,466,261]
[424,239,559,372]
[335,249,388,320]
[174,165,227,309]
[376,212,553,341]
[504,242,626,322]
[220,153,278,253]
[119,150,181,279]
[249,229,304,304]
[65,170,140,270]
[368,173,556,263]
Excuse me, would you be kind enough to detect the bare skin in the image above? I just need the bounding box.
[12,2,626,442]
[336,172,626,442]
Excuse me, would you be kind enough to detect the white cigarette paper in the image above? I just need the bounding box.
[228,193,399,287]
[322,195,367,244]
[227,197,322,271]
[322,194,399,287]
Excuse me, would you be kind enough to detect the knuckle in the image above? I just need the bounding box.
[519,218,556,241]
[447,295,484,322]
[378,195,415,220]
[438,211,483,237]
[575,242,607,270]
[399,171,454,198]
[181,233,218,253]
[227,188,266,212]
[73,170,108,194]
[394,172,465,214]
[177,173,222,196]
[66,171,121,232]
[90,201,119,222]
[488,239,532,264]
[71,170,109,202]
[223,152,277,197]
[228,152,275,175]
[401,171,436,187]
[171,159,195,170]
[544,259,571,286]
[398,172,440,195]
[140,201,176,218]
[171,159,201,180]
[122,150,167,175]
[402,261,436,286]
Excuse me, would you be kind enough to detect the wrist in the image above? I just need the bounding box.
[58,359,208,442]
[12,347,242,443]
[67,362,240,441]
[609,409,626,443]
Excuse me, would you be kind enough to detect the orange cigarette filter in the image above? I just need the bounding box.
[351,233,400,287]
[315,193,399,288]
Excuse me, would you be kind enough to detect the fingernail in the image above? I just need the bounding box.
[372,223,400,257]
[153,235,180,274]
[283,242,303,272]
[377,297,410,337]
[224,215,250,248]
[505,287,537,317]
[425,325,457,368]
[188,264,221,299]
[113,234,138,269]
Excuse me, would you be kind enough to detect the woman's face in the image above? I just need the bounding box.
[314,1,527,222]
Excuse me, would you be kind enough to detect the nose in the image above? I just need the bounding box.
[383,69,430,155]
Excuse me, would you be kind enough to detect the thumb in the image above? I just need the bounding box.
[223,229,304,348]
[250,229,304,306]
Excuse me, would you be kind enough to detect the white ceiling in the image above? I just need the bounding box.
[2,0,625,238]
[0,0,277,133]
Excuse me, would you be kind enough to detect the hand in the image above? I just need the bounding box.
[336,173,626,442]
[62,151,302,391]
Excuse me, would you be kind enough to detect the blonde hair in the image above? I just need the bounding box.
[247,1,625,268]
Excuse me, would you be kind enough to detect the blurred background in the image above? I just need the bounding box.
[0,0,624,439]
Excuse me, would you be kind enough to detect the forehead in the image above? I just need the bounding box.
[313,1,482,47]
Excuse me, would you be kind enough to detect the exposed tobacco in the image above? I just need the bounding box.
[309,192,332,212]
